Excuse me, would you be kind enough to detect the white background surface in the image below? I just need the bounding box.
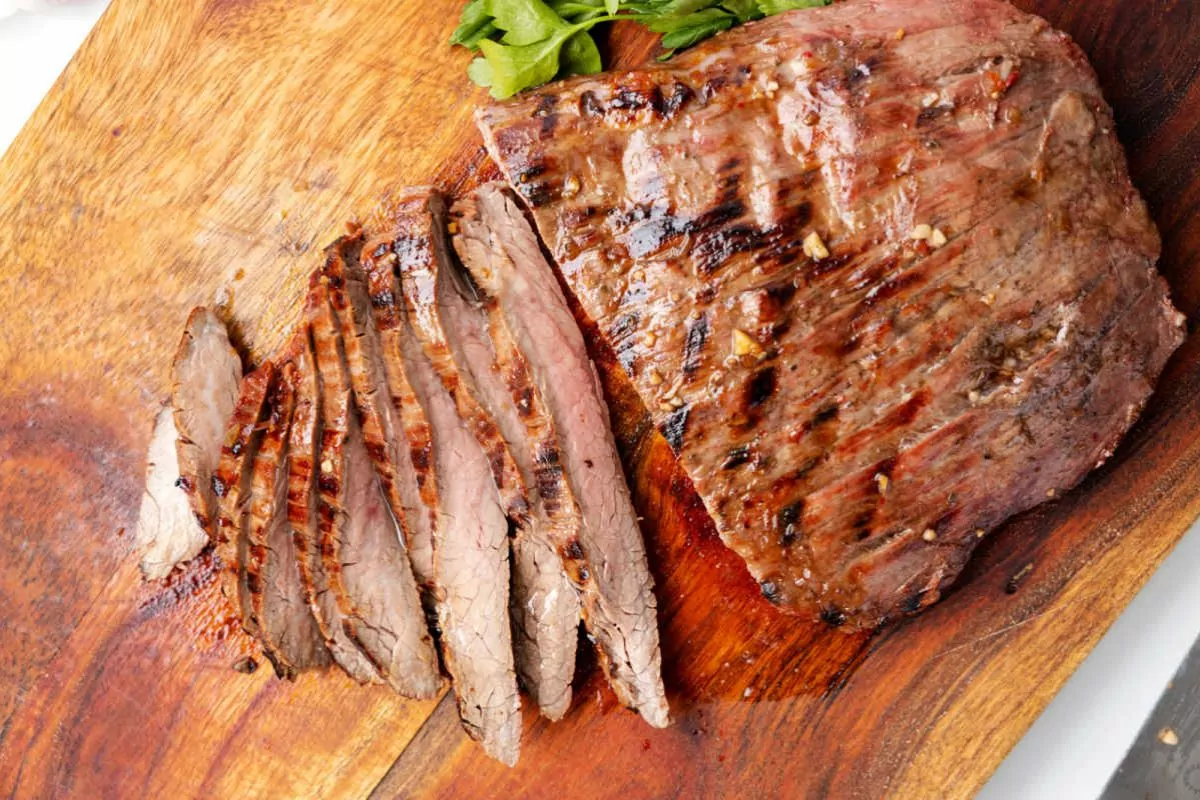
[2,3,1198,798]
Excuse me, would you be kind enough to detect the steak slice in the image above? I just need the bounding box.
[454,184,669,729]
[244,352,330,678]
[476,0,1186,626]
[212,363,274,636]
[245,362,296,648]
[396,192,527,522]
[273,335,332,675]
[136,405,205,580]
[303,285,382,684]
[393,216,522,764]
[428,201,580,721]
[165,307,242,571]
[311,267,439,696]
[360,212,438,592]
[322,233,434,593]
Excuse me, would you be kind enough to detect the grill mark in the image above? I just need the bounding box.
[820,607,848,627]
[661,81,694,118]
[916,104,955,127]
[812,403,840,427]
[660,406,690,452]
[579,90,604,117]
[370,289,395,310]
[751,180,1056,473]
[682,313,709,376]
[616,199,748,262]
[778,499,804,546]
[851,510,875,542]
[745,366,778,409]
[722,444,752,470]
[695,223,760,275]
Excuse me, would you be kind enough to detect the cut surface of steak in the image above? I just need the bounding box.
[172,307,242,544]
[476,0,1186,626]
[455,184,668,729]
[136,405,205,580]
[340,403,442,698]
[395,214,522,764]
[212,363,274,636]
[396,191,527,522]
[312,261,439,697]
[360,208,439,592]
[306,285,383,684]
[427,195,580,721]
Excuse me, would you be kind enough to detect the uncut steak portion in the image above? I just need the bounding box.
[477,0,1185,626]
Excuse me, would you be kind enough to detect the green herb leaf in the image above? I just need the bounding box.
[645,7,733,40]
[450,0,501,49]
[467,56,496,87]
[550,0,609,22]
[755,0,829,15]
[477,30,576,98]
[720,0,761,23]
[662,17,732,50]
[560,30,603,76]
[487,0,568,45]
[450,0,830,98]
[651,0,723,14]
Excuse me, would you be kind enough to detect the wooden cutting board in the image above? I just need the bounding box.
[1,1,1198,797]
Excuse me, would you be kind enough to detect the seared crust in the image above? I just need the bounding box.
[325,231,436,594]
[476,0,1186,625]
[212,363,274,636]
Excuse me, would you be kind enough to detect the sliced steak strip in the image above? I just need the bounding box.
[171,307,242,550]
[360,213,438,592]
[395,192,527,522]
[212,363,274,636]
[393,213,522,764]
[273,336,332,675]
[136,405,205,580]
[245,351,330,678]
[454,184,669,729]
[313,253,440,698]
[324,231,436,599]
[300,285,382,684]
[245,363,295,651]
[341,400,442,698]
[438,202,579,721]
[475,0,1185,625]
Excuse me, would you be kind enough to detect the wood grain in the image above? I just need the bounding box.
[0,1,1198,798]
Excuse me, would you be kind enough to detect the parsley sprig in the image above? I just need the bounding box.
[450,0,831,99]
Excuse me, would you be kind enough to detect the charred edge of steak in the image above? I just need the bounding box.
[244,366,296,639]
[212,362,275,638]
